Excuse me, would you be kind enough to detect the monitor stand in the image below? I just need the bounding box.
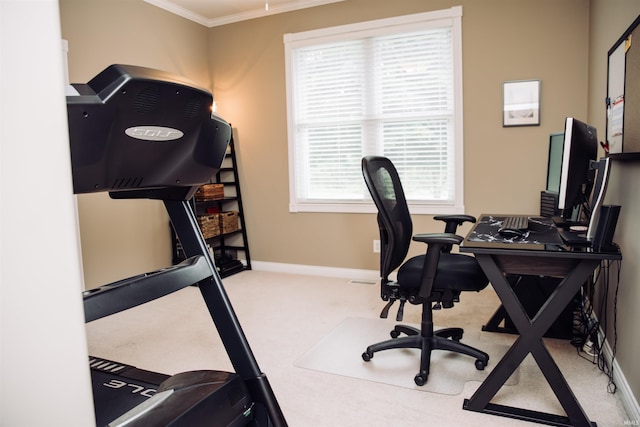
[552,216,587,228]
[557,228,591,246]
[552,205,589,245]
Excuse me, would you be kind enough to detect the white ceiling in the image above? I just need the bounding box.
[143,0,347,27]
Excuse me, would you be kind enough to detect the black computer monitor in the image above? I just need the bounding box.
[557,117,598,222]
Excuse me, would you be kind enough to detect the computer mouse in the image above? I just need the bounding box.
[498,228,526,239]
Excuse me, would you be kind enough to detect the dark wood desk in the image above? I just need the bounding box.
[460,215,622,427]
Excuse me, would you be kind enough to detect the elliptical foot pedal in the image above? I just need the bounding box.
[90,357,253,426]
[90,357,170,426]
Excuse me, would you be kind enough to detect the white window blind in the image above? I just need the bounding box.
[285,7,464,213]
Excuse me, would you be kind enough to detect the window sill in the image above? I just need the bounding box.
[289,202,464,215]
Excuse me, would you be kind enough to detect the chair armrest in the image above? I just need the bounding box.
[432,216,474,253]
[433,215,476,233]
[413,233,463,246]
[412,233,463,299]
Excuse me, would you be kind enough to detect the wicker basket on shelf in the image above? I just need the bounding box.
[197,214,221,238]
[195,183,224,201]
[219,211,239,234]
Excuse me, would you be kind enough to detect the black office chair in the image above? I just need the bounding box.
[361,156,490,386]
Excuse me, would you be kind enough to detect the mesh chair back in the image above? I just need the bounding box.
[362,156,413,279]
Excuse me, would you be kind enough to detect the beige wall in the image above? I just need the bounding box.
[60,0,593,278]
[208,0,590,269]
[59,0,210,288]
[588,0,640,411]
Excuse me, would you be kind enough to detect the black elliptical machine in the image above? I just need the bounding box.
[68,64,286,427]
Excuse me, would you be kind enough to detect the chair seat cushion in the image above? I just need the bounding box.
[397,253,488,292]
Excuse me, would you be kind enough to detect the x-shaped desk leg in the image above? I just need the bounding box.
[463,253,600,427]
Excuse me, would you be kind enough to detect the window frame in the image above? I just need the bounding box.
[284,6,464,214]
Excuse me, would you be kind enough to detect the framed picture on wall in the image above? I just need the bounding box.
[503,80,540,127]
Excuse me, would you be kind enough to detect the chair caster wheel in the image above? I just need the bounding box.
[414,374,427,386]
[475,359,486,370]
[390,330,400,338]
[451,333,462,342]
[362,352,373,362]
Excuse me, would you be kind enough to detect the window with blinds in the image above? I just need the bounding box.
[284,7,464,214]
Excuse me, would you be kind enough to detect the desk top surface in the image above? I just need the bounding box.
[460,215,622,260]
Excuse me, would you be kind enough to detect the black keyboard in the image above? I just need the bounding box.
[501,216,528,231]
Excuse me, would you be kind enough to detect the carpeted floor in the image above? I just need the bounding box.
[86,270,630,426]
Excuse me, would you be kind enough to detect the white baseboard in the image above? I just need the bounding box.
[599,327,640,423]
[251,261,381,282]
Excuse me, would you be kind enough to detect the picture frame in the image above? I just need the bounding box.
[503,80,540,127]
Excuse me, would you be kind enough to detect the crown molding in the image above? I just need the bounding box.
[144,0,347,28]
[143,0,210,26]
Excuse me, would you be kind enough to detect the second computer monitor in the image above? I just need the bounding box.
[546,132,564,194]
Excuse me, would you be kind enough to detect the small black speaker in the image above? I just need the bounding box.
[592,205,621,252]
